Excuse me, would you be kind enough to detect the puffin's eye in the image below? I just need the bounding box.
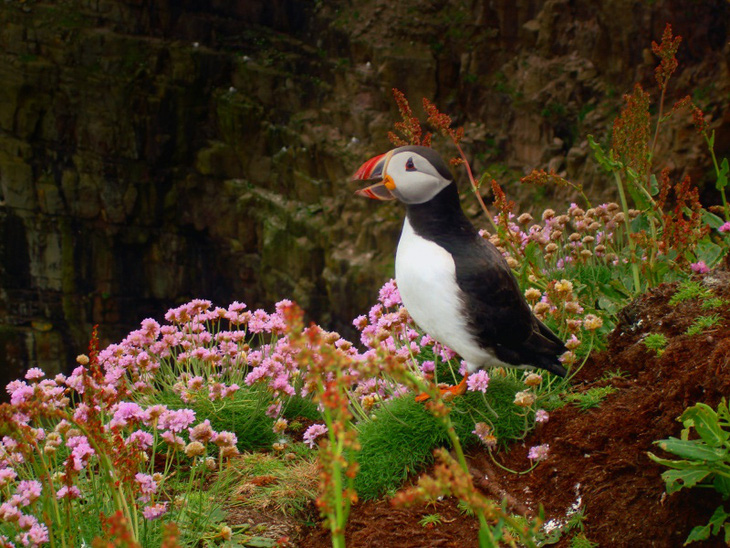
[405,157,416,171]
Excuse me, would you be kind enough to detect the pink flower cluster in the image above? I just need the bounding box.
[0,477,49,546]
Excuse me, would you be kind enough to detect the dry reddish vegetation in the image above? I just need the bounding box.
[299,268,730,547]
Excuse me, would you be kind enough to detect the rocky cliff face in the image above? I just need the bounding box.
[0,0,727,388]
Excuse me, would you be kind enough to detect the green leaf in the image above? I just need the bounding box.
[626,179,650,210]
[702,208,725,230]
[684,505,730,544]
[648,173,659,196]
[681,404,729,447]
[685,522,711,544]
[588,135,622,172]
[717,157,729,191]
[657,438,727,462]
[661,469,711,494]
[714,475,730,497]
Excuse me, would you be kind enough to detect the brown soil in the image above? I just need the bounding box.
[297,269,730,547]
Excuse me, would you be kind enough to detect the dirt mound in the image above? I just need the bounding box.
[298,270,730,547]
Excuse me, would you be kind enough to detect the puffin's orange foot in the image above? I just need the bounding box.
[415,374,469,402]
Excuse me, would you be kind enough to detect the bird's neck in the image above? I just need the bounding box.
[405,182,476,243]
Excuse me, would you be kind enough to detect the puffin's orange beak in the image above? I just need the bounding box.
[352,152,396,201]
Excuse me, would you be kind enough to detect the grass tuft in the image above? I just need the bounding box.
[355,374,528,500]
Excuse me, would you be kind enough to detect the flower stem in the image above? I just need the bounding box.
[613,171,641,294]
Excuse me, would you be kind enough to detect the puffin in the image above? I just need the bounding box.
[353,145,567,393]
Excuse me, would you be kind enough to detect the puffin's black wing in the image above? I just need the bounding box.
[404,181,567,376]
[452,235,568,376]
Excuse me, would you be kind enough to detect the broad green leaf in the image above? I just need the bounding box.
[681,404,728,447]
[661,469,711,494]
[685,523,711,544]
[647,452,693,469]
[657,438,727,462]
[702,208,725,230]
[714,474,730,497]
[684,505,729,545]
[717,157,729,191]
[718,399,730,424]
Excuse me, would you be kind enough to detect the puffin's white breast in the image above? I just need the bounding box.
[394,218,501,371]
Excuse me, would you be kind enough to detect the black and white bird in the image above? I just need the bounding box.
[353,145,567,389]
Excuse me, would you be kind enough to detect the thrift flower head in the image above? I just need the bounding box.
[135,473,157,503]
[690,261,709,274]
[14,480,42,506]
[142,502,168,520]
[185,441,206,458]
[189,419,216,444]
[466,370,490,393]
[513,390,536,408]
[524,373,542,387]
[158,408,196,433]
[56,485,81,500]
[527,444,550,462]
[472,422,497,449]
[378,279,402,308]
[535,409,550,423]
[303,423,328,448]
[718,221,730,233]
[583,314,603,331]
[24,368,45,381]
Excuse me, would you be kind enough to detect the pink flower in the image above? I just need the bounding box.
[352,315,368,330]
[158,409,196,433]
[126,430,154,449]
[24,368,45,381]
[535,409,550,423]
[160,431,184,450]
[142,502,168,520]
[527,444,550,462]
[378,279,402,308]
[0,467,17,488]
[0,502,20,522]
[420,360,435,374]
[134,473,161,503]
[213,431,237,448]
[110,402,144,429]
[718,221,730,233]
[466,370,490,393]
[19,522,49,545]
[690,261,710,274]
[66,436,95,471]
[303,424,328,448]
[189,420,216,444]
[472,423,497,449]
[7,381,34,406]
[56,485,81,500]
[437,344,457,362]
[13,480,42,507]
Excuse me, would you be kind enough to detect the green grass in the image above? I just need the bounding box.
[685,314,722,336]
[149,386,278,451]
[565,386,618,411]
[354,374,529,500]
[669,280,712,305]
[702,297,729,310]
[419,514,444,528]
[643,333,668,356]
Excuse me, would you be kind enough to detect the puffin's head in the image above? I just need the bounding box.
[352,145,454,204]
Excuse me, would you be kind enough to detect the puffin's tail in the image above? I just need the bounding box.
[495,317,568,377]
